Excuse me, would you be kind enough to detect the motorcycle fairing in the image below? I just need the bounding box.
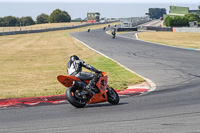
[57,75,81,87]
[87,75,108,104]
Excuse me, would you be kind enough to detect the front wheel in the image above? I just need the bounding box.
[107,87,119,104]
[66,86,87,108]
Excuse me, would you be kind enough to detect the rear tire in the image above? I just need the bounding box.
[107,87,119,104]
[66,86,86,108]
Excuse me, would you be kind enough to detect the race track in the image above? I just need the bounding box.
[0,28,200,133]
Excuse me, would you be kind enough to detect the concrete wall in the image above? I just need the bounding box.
[139,26,172,31]
[173,27,200,33]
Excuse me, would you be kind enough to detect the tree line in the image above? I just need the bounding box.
[164,13,200,27]
[0,9,71,27]
[149,8,166,19]
[148,8,200,27]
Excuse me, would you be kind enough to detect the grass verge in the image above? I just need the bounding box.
[0,22,144,98]
[137,31,200,49]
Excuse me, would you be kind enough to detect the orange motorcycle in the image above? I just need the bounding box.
[57,71,119,108]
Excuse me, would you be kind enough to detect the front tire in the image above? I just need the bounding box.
[66,86,87,108]
[107,87,119,104]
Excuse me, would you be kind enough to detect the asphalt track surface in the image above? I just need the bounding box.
[0,28,200,133]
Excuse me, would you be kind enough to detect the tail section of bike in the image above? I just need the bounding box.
[57,75,82,88]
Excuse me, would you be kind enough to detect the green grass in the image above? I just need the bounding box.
[86,56,144,90]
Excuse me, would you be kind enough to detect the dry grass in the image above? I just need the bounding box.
[0,22,143,98]
[0,22,87,32]
[137,32,200,49]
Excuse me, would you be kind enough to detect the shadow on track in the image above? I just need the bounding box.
[86,102,128,108]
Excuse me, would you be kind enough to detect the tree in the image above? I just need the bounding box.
[36,13,49,24]
[164,16,172,27]
[20,16,35,26]
[164,16,189,27]
[1,16,18,26]
[0,18,4,26]
[149,8,166,19]
[184,13,200,22]
[48,9,71,23]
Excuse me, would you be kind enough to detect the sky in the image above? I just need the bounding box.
[0,0,199,3]
[0,0,199,20]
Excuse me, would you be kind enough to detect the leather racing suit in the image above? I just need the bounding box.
[67,59,101,93]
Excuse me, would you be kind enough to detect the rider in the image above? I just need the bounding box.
[87,28,90,32]
[112,30,116,39]
[67,55,101,93]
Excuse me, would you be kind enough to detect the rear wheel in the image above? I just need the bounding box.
[107,87,119,104]
[66,86,87,108]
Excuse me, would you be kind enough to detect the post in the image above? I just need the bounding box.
[20,22,21,31]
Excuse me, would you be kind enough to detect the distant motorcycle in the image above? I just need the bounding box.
[87,28,90,32]
[112,31,116,39]
[57,71,119,108]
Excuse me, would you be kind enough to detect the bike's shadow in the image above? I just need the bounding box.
[85,102,128,108]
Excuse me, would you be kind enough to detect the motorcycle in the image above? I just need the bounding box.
[57,71,119,108]
[111,31,116,39]
[87,28,90,32]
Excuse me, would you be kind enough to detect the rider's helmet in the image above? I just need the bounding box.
[70,55,79,62]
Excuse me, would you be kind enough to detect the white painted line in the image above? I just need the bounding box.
[135,33,139,40]
[135,33,200,51]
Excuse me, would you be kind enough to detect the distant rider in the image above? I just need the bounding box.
[112,30,116,39]
[87,28,90,32]
[67,55,101,93]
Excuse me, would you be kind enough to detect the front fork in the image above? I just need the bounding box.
[106,85,112,91]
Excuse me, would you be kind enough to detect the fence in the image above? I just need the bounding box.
[0,20,119,36]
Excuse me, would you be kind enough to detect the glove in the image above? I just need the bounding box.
[96,71,102,74]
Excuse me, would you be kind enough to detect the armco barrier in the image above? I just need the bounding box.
[117,27,138,31]
[0,20,119,36]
